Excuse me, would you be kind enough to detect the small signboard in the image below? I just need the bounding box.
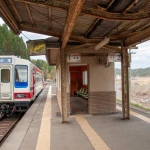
[67,54,81,62]
[26,39,46,56]
[108,53,121,62]
[0,58,12,63]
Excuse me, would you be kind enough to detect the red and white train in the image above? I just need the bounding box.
[0,56,44,115]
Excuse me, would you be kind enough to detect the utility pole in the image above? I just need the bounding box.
[128,47,137,103]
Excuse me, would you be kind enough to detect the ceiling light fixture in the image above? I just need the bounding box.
[95,37,110,51]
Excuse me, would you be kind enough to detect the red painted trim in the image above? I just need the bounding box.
[14,92,31,99]
[34,66,43,74]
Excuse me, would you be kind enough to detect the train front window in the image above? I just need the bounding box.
[15,65,28,88]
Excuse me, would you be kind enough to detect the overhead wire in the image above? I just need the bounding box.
[20,32,31,41]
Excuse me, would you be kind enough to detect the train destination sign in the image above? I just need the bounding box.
[0,58,12,63]
[67,54,81,62]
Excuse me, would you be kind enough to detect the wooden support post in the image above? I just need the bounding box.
[60,48,68,123]
[121,41,130,119]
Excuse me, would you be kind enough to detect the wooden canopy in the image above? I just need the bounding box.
[1,0,150,63]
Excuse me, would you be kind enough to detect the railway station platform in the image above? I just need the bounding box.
[0,84,150,150]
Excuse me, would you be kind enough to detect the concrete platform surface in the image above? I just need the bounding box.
[0,84,150,150]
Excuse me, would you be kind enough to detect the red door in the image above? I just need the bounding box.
[70,72,80,96]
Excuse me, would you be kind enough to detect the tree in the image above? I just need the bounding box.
[0,23,30,60]
[31,59,56,80]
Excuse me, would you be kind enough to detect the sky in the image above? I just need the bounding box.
[1,17,150,69]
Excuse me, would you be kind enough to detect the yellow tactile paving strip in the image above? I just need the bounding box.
[36,86,51,150]
[76,115,110,150]
[116,106,150,123]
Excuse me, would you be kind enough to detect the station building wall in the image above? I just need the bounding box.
[81,56,116,114]
[56,47,116,116]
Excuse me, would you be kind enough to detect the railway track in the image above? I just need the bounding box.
[117,102,150,116]
[0,114,22,145]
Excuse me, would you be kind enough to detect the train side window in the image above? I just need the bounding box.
[1,69,10,83]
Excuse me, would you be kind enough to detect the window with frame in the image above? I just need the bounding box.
[1,69,10,83]
[83,71,87,85]
[15,65,28,88]
[15,65,28,82]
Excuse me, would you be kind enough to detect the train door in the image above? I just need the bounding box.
[0,65,13,101]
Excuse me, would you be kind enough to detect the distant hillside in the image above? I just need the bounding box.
[115,67,150,77]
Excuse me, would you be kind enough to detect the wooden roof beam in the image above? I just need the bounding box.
[0,0,19,34]
[25,3,35,28]
[122,0,139,14]
[66,43,121,53]
[18,25,100,43]
[19,24,140,44]
[48,8,52,30]
[125,27,150,46]
[115,21,139,34]
[104,45,121,52]
[138,0,150,12]
[66,43,96,52]
[105,22,123,36]
[106,0,116,10]
[61,0,85,49]
[8,0,22,23]
[84,19,99,37]
[85,0,116,37]
[125,19,150,33]
[14,0,150,21]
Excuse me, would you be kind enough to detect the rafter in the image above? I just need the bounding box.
[106,22,124,36]
[106,0,115,10]
[115,21,139,35]
[125,19,150,33]
[14,0,150,21]
[104,45,121,52]
[138,0,150,12]
[122,0,139,14]
[48,7,52,30]
[0,0,19,34]
[61,0,85,49]
[19,24,140,44]
[18,25,103,43]
[125,27,150,46]
[25,3,35,28]
[85,0,115,37]
[66,43,96,52]
[84,19,99,37]
[8,0,22,23]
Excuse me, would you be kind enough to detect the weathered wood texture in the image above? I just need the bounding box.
[61,0,85,49]
[60,47,68,123]
[14,0,150,21]
[121,42,130,119]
